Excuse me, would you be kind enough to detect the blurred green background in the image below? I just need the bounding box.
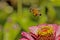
[0,0,60,40]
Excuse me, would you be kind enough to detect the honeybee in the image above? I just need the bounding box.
[30,7,41,16]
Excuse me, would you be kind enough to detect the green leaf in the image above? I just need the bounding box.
[3,13,20,40]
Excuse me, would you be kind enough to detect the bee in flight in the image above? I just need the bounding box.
[30,7,41,16]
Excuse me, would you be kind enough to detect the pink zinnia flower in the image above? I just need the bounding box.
[20,24,60,40]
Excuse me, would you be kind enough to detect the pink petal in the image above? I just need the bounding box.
[29,26,39,36]
[20,38,28,40]
[56,25,60,40]
[21,32,34,40]
[37,24,47,28]
[48,24,58,31]
[56,35,60,40]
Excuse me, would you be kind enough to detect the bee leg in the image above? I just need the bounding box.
[39,14,42,16]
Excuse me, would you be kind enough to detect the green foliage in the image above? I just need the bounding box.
[3,12,20,40]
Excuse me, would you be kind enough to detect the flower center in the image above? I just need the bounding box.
[37,26,55,40]
[38,26,53,35]
[41,28,48,32]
